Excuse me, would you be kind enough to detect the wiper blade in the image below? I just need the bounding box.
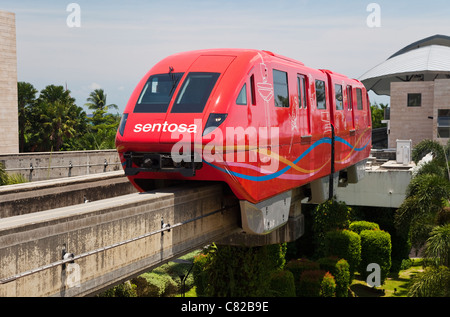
[168,66,178,96]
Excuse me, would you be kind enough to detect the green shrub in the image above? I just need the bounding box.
[98,281,137,297]
[192,252,211,297]
[136,271,178,297]
[192,244,286,297]
[269,270,296,297]
[313,199,352,256]
[321,272,337,297]
[318,257,350,297]
[286,258,319,296]
[359,229,392,284]
[349,221,380,234]
[298,270,336,297]
[324,230,361,282]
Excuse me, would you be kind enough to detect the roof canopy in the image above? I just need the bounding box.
[359,35,450,96]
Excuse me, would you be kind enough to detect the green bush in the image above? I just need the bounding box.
[99,281,137,297]
[135,271,178,297]
[298,270,336,297]
[324,230,361,282]
[269,270,296,297]
[313,199,352,256]
[285,258,319,296]
[192,252,211,297]
[359,229,392,284]
[349,221,380,234]
[192,244,286,297]
[318,257,350,297]
[321,272,337,297]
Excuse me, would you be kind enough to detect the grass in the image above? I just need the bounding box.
[350,258,424,297]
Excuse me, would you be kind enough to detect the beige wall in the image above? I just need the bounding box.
[389,81,434,148]
[0,11,18,154]
[389,79,450,148]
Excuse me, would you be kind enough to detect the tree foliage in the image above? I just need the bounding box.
[370,102,388,129]
[397,139,450,296]
[17,82,120,152]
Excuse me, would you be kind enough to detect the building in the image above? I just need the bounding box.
[360,35,450,148]
[0,10,18,154]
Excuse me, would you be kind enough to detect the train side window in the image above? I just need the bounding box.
[236,83,247,105]
[356,88,363,110]
[315,79,326,109]
[273,69,289,107]
[297,75,307,109]
[250,74,256,105]
[347,85,353,110]
[335,84,343,110]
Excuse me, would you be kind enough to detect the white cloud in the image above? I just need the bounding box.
[89,82,101,90]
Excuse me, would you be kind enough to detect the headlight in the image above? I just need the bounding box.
[118,113,128,136]
[202,113,227,136]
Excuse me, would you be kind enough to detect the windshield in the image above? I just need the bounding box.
[171,72,220,113]
[134,72,184,113]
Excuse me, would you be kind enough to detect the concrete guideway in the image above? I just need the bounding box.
[0,170,137,218]
[0,183,242,296]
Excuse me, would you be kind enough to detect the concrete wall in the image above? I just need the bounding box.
[336,166,412,208]
[0,11,19,154]
[0,150,122,181]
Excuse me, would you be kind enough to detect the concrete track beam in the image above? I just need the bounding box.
[0,183,240,297]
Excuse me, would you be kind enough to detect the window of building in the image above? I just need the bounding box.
[335,84,343,110]
[236,83,247,105]
[315,80,326,109]
[356,88,363,110]
[407,93,422,107]
[438,109,450,138]
[273,69,289,107]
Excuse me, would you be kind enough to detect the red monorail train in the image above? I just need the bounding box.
[115,49,371,234]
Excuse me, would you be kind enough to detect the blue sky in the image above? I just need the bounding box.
[2,0,450,113]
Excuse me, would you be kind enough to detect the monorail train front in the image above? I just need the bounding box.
[115,50,251,197]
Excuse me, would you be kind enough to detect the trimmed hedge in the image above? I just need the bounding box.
[318,257,350,297]
[359,229,392,285]
[298,270,336,297]
[286,258,320,296]
[313,199,352,256]
[324,230,361,282]
[269,270,296,297]
[349,221,380,234]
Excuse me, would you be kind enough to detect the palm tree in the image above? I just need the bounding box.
[396,139,450,296]
[408,224,450,296]
[17,82,38,152]
[395,140,450,252]
[34,85,86,151]
[424,224,450,267]
[85,89,118,113]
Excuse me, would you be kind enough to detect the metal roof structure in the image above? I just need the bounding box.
[359,35,450,96]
